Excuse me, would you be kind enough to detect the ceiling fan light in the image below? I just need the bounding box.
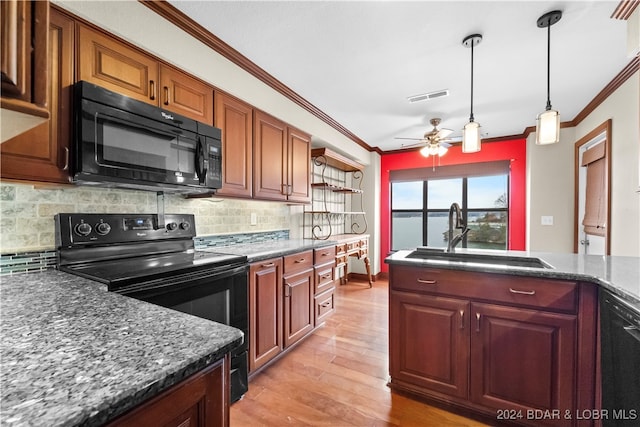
[462,121,481,153]
[420,145,431,157]
[437,145,448,156]
[536,109,560,145]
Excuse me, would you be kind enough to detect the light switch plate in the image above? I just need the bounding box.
[250,212,257,226]
[541,215,554,226]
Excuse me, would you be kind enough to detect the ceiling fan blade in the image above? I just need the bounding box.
[437,128,453,139]
[394,137,424,141]
[401,141,426,148]
[440,141,452,148]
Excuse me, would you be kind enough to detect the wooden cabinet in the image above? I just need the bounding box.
[313,246,336,326]
[248,257,283,372]
[388,265,597,427]
[77,24,213,124]
[253,110,310,203]
[282,250,314,348]
[107,355,229,427]
[1,5,74,183]
[214,92,253,198]
[1,0,50,140]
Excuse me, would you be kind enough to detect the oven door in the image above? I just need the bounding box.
[119,263,248,402]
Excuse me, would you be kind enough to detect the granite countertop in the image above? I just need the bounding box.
[202,238,338,263]
[386,248,640,312]
[0,270,244,427]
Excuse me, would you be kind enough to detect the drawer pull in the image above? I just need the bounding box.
[320,301,332,308]
[509,288,536,296]
[261,262,275,268]
[417,279,437,285]
[294,258,306,263]
[459,310,465,329]
[320,274,331,280]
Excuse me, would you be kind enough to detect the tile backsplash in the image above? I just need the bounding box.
[0,182,292,254]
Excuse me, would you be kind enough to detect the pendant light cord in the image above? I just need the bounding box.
[469,41,475,122]
[546,23,552,111]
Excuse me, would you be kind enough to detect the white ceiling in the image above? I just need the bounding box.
[168,0,630,152]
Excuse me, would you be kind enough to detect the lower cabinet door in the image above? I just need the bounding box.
[283,268,314,348]
[470,302,577,427]
[390,291,470,398]
[249,258,283,372]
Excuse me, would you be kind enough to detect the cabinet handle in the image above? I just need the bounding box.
[320,273,331,280]
[62,147,69,171]
[284,283,291,297]
[150,80,156,100]
[509,288,536,296]
[417,279,437,285]
[476,312,481,332]
[459,309,465,329]
[261,262,275,268]
[321,301,332,308]
[294,258,306,263]
[163,86,170,105]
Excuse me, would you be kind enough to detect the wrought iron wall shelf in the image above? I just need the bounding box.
[304,148,367,240]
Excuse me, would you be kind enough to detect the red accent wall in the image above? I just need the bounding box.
[380,139,527,272]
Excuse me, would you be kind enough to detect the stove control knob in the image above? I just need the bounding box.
[180,221,191,230]
[95,222,111,236]
[74,222,92,236]
[166,222,178,231]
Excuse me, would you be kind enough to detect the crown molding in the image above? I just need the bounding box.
[611,0,639,20]
[139,0,373,153]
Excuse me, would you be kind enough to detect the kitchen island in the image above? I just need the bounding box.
[0,270,243,427]
[385,249,639,427]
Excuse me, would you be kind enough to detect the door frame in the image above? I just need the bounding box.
[573,119,612,254]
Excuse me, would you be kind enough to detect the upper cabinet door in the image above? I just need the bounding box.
[287,126,311,204]
[77,24,158,105]
[1,6,74,183]
[214,92,253,198]
[253,110,288,201]
[159,64,213,124]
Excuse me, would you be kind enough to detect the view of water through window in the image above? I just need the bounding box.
[391,174,508,251]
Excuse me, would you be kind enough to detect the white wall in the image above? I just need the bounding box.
[527,127,577,253]
[574,71,640,256]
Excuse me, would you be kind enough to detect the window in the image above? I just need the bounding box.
[390,162,509,251]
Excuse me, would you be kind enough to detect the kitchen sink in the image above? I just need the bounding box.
[405,247,553,269]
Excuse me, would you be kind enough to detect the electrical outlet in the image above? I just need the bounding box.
[541,215,554,226]
[250,212,257,226]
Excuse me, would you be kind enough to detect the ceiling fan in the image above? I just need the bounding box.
[395,118,458,157]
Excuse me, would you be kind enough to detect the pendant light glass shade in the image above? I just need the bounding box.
[536,108,560,145]
[420,144,448,157]
[462,121,481,153]
[536,11,562,146]
[462,34,483,153]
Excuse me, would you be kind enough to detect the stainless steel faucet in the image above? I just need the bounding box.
[447,202,469,252]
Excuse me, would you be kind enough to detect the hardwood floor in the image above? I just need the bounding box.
[231,278,489,426]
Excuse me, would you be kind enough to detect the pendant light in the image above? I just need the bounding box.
[462,34,482,153]
[536,10,562,145]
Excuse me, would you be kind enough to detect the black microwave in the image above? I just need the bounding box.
[73,81,222,193]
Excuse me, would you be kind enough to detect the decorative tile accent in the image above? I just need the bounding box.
[0,251,56,275]
[195,230,290,249]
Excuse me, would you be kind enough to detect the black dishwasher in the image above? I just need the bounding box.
[600,289,640,426]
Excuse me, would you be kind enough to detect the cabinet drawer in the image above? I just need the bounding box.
[335,255,347,267]
[390,266,578,312]
[336,243,347,255]
[315,288,335,325]
[314,246,336,265]
[314,263,335,294]
[283,250,313,274]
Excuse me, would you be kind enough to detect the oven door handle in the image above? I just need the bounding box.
[623,325,640,343]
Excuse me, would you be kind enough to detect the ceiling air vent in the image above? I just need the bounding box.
[407,89,450,103]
